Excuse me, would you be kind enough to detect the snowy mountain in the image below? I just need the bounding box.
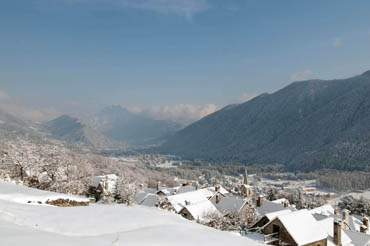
[161,70,370,171]
[90,105,184,146]
[0,182,262,246]
[43,115,126,151]
[0,108,46,141]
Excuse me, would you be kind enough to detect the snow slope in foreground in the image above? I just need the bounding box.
[0,182,262,246]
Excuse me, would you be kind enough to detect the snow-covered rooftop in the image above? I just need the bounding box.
[167,188,216,212]
[271,198,288,204]
[344,229,370,246]
[208,186,230,195]
[318,217,353,246]
[215,196,247,214]
[310,204,335,216]
[273,209,327,246]
[90,174,118,194]
[255,200,293,216]
[182,200,221,222]
[264,209,293,221]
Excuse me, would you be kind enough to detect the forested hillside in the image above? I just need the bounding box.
[161,70,370,171]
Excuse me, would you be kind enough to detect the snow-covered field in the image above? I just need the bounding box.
[0,182,262,245]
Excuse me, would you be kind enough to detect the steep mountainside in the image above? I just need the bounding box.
[161,70,370,171]
[0,109,44,140]
[90,105,184,146]
[44,115,123,150]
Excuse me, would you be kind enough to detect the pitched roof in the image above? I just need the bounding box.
[323,212,368,233]
[264,209,293,221]
[344,229,370,246]
[140,194,160,207]
[167,189,216,213]
[134,192,160,207]
[255,200,293,216]
[272,209,327,246]
[157,187,178,196]
[271,198,288,204]
[181,200,221,222]
[177,186,196,194]
[208,186,229,195]
[215,196,247,214]
[349,214,369,233]
[318,217,352,246]
[143,188,157,194]
[309,204,335,216]
[134,192,149,204]
[90,174,118,193]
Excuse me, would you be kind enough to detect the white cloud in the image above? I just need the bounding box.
[0,90,10,101]
[142,104,219,124]
[238,92,258,103]
[333,37,342,48]
[121,0,208,19]
[290,69,315,81]
[62,0,208,19]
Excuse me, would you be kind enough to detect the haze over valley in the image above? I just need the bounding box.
[2,1,370,245]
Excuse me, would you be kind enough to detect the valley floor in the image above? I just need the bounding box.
[0,182,262,246]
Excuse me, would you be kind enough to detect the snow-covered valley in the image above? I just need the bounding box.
[0,182,262,245]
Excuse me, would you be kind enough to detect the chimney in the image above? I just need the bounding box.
[360,225,367,233]
[156,181,161,191]
[215,185,220,192]
[216,194,222,204]
[362,217,369,232]
[284,201,289,208]
[342,209,350,226]
[185,200,191,206]
[257,195,264,207]
[243,169,248,185]
[333,220,342,246]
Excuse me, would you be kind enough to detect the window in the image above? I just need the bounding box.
[272,225,280,237]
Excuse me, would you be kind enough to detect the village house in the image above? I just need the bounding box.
[344,229,370,246]
[88,174,118,201]
[156,182,197,197]
[179,199,221,222]
[156,186,228,216]
[254,195,294,217]
[251,209,293,229]
[262,209,328,246]
[215,196,249,215]
[254,205,370,246]
[310,205,370,236]
[134,193,160,207]
[214,195,255,223]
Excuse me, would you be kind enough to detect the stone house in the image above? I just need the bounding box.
[179,199,221,222]
[88,174,118,201]
[252,209,293,229]
[262,209,327,246]
[214,196,251,221]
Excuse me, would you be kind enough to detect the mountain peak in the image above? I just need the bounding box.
[362,70,370,78]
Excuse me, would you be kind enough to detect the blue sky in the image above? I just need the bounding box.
[1,0,370,122]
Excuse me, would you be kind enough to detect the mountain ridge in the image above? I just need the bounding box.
[89,105,184,146]
[160,70,370,171]
[43,115,124,150]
